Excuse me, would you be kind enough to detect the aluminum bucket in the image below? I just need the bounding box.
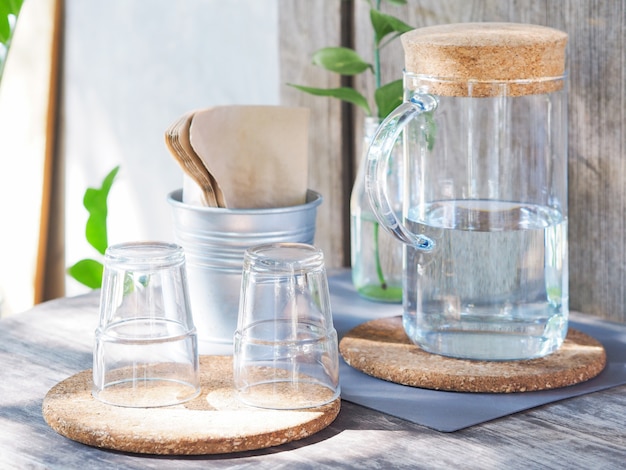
[167,189,322,353]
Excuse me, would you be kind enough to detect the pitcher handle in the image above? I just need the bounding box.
[365,93,437,250]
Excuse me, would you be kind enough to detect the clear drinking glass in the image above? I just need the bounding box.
[233,243,340,409]
[92,241,200,407]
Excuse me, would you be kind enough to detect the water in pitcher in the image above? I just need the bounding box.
[403,199,568,361]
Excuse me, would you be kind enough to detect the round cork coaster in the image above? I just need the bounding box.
[339,317,606,393]
[42,356,340,455]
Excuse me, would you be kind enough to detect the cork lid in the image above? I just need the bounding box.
[401,23,568,96]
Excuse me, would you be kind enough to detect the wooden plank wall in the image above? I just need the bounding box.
[279,0,626,323]
[278,0,349,268]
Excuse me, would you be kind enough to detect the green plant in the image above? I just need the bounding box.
[289,0,413,299]
[0,0,23,82]
[67,166,120,289]
[288,0,413,119]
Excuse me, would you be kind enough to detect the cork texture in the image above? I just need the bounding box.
[42,356,340,455]
[402,22,568,96]
[339,317,606,393]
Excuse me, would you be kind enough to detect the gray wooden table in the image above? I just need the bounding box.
[1,274,625,469]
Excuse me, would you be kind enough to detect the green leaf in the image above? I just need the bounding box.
[83,165,119,255]
[0,0,23,43]
[288,84,372,115]
[67,259,104,289]
[374,79,403,118]
[124,273,136,295]
[383,0,408,5]
[7,0,24,15]
[370,10,414,46]
[0,8,9,44]
[311,47,372,75]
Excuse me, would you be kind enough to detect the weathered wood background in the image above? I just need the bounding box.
[279,0,626,323]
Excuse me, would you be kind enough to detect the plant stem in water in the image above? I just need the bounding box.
[373,1,385,289]
[373,222,387,289]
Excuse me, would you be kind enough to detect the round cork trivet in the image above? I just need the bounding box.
[42,356,340,455]
[401,22,568,96]
[339,317,606,393]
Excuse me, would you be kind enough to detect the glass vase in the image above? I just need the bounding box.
[350,117,403,302]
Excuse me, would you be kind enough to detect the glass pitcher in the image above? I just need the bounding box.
[365,23,569,360]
